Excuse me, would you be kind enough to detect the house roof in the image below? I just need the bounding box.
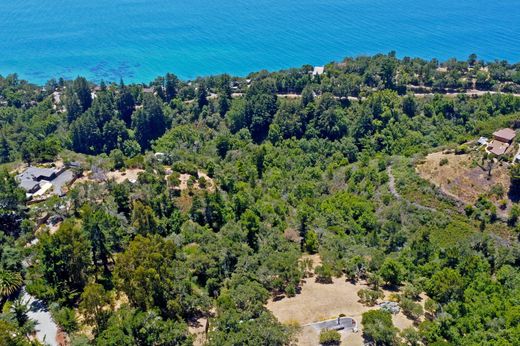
[493,128,516,141]
[20,167,57,179]
[488,140,509,156]
[19,179,40,192]
[16,167,58,191]
[313,66,325,76]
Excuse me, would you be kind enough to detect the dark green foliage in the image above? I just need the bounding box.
[51,306,78,333]
[378,258,405,286]
[116,87,135,126]
[133,94,167,150]
[2,55,520,346]
[426,268,464,304]
[0,135,10,163]
[96,307,193,346]
[362,310,398,345]
[0,170,26,236]
[33,220,91,303]
[319,329,341,345]
[114,235,209,319]
[73,77,93,112]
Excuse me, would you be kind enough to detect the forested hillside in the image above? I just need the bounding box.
[1,53,520,346]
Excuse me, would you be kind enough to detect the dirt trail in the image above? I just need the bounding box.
[387,165,436,213]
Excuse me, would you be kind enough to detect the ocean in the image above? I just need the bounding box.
[1,0,519,84]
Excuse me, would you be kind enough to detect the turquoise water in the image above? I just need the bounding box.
[1,0,519,84]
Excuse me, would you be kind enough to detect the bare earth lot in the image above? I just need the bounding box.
[266,256,416,346]
[416,151,513,216]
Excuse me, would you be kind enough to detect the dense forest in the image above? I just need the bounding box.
[1,53,520,346]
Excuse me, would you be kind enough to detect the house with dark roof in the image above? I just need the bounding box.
[16,166,73,199]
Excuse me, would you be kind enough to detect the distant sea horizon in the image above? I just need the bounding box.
[1,0,519,84]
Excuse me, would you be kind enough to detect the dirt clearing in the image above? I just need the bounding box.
[266,256,418,346]
[416,151,514,215]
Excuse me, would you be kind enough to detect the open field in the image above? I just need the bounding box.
[416,151,514,216]
[106,168,144,183]
[266,256,419,346]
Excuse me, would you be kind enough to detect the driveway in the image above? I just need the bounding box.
[21,288,58,346]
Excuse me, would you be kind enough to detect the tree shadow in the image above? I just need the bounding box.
[508,184,520,203]
[29,299,48,313]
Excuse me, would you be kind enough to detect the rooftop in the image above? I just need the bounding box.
[488,140,510,156]
[16,166,74,197]
[312,66,325,76]
[17,167,58,184]
[493,128,516,142]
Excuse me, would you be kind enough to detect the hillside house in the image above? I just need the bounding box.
[493,128,516,143]
[312,66,325,76]
[487,128,516,156]
[17,166,75,199]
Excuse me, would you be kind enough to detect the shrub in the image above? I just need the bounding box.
[490,184,505,198]
[378,258,405,286]
[439,158,449,166]
[319,329,341,345]
[400,327,421,346]
[198,176,207,189]
[285,283,296,297]
[362,310,397,345]
[402,283,422,300]
[315,264,333,284]
[51,306,78,333]
[424,298,438,316]
[357,288,384,306]
[400,297,424,321]
[367,273,384,290]
[509,204,520,225]
[455,145,468,155]
[304,230,319,254]
[172,161,198,175]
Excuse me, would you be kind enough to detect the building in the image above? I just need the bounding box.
[488,140,510,156]
[312,66,325,76]
[477,137,488,145]
[493,128,516,143]
[16,166,73,199]
[487,128,516,156]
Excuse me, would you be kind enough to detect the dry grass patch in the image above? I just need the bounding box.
[266,255,420,346]
[416,151,513,215]
[105,168,144,183]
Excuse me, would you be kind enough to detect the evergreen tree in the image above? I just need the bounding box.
[132,94,166,150]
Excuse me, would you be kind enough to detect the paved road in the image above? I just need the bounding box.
[21,288,58,346]
[231,90,520,100]
[307,316,357,332]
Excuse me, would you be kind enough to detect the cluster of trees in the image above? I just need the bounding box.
[1,54,520,345]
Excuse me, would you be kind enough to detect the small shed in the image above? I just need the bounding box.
[477,137,488,145]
